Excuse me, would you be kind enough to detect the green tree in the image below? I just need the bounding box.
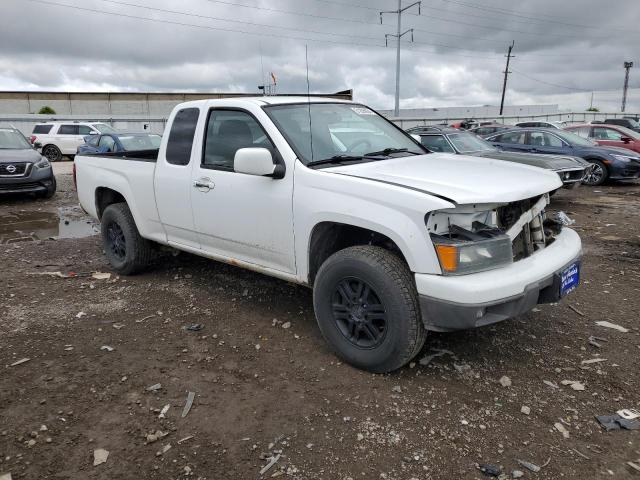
[586,107,599,112]
[38,106,56,114]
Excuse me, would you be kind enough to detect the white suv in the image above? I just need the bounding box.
[30,122,118,161]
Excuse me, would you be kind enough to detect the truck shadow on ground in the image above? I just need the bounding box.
[157,249,553,377]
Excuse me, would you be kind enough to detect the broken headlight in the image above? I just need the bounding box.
[431,226,512,275]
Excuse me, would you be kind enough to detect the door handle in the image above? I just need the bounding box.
[193,178,215,190]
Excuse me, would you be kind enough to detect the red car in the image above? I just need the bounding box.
[565,124,640,154]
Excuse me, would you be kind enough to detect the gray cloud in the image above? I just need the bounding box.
[1,0,639,111]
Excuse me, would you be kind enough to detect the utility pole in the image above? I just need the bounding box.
[499,41,515,116]
[622,61,633,113]
[380,1,421,117]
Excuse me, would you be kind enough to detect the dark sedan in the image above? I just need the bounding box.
[485,128,640,186]
[407,126,590,188]
[468,124,514,137]
[77,133,162,155]
[0,127,56,197]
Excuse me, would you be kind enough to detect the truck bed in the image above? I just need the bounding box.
[75,149,165,243]
[82,148,159,162]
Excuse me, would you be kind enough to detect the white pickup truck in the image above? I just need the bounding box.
[75,97,582,373]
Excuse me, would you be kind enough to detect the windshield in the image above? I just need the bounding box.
[447,132,496,153]
[93,123,118,134]
[554,130,597,147]
[0,128,32,149]
[118,134,162,151]
[264,103,423,164]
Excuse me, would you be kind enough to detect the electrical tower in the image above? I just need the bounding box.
[380,1,421,117]
[499,41,515,116]
[622,61,633,113]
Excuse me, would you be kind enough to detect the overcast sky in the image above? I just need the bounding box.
[2,0,639,112]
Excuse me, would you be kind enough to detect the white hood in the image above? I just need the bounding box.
[325,153,563,204]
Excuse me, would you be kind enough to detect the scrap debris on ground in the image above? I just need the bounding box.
[1,169,639,478]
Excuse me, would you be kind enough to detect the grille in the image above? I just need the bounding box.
[0,162,28,176]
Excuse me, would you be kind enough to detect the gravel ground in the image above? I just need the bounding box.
[1,165,639,479]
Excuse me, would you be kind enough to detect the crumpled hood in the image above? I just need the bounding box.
[0,148,42,163]
[325,153,563,205]
[474,150,588,170]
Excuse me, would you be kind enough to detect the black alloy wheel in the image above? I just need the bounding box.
[106,221,127,261]
[331,277,387,349]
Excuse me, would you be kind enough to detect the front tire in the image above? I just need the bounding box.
[101,203,154,275]
[42,177,56,199]
[583,160,608,186]
[313,246,426,373]
[42,145,62,162]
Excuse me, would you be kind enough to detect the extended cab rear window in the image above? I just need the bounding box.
[166,108,199,165]
[33,124,53,134]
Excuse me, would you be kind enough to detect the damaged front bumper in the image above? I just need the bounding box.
[416,227,582,332]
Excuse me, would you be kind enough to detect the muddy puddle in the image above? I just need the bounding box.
[0,207,99,244]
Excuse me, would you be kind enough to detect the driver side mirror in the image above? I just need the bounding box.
[234,148,284,179]
[621,136,632,144]
[34,142,42,149]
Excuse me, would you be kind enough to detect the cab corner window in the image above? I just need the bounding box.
[166,108,199,166]
[203,110,275,171]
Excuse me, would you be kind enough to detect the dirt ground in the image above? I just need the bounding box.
[1,164,639,480]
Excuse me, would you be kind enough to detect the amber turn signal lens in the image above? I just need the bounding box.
[435,244,458,273]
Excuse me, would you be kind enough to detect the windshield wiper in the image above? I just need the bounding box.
[363,147,422,157]
[306,154,364,167]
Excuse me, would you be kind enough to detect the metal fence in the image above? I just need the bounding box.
[387,111,640,129]
[2,110,639,137]
[0,114,168,136]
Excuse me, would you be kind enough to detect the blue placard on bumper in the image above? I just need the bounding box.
[560,262,580,297]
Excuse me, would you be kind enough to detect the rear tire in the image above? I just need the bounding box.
[313,246,426,373]
[583,160,608,186]
[101,203,154,275]
[42,145,62,162]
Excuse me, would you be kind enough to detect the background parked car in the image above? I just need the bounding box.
[485,127,640,186]
[515,120,567,129]
[602,118,640,133]
[467,124,514,137]
[565,124,640,154]
[77,133,162,155]
[0,126,56,198]
[408,125,589,188]
[30,121,119,162]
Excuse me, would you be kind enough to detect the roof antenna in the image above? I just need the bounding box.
[305,44,314,162]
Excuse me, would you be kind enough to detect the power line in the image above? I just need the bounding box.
[89,0,386,42]
[511,69,592,92]
[203,0,377,25]
[21,0,502,60]
[433,0,638,34]
[95,0,504,55]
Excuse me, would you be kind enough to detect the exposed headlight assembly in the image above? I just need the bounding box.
[431,233,513,275]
